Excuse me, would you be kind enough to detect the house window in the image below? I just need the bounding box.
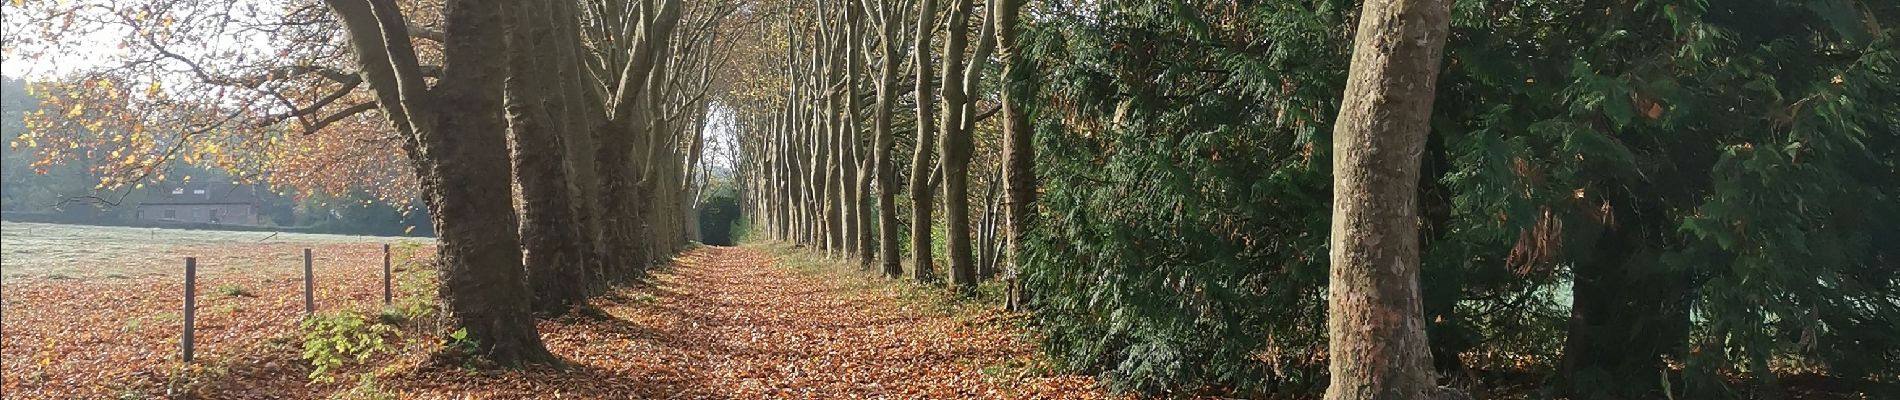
[193,189,206,195]
[209,209,220,223]
[172,188,184,195]
[163,209,177,219]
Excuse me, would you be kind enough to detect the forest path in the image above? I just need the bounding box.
[383,245,1116,399]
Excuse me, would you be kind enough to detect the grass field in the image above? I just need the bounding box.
[2,221,420,279]
[0,222,436,398]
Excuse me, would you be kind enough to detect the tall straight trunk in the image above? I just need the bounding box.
[845,1,874,266]
[598,118,650,279]
[780,112,795,241]
[324,0,554,365]
[871,0,906,278]
[976,171,1001,279]
[908,0,940,282]
[994,0,1035,311]
[805,41,830,250]
[637,43,674,263]
[818,31,843,256]
[1323,0,1453,398]
[505,0,586,316]
[551,0,607,291]
[829,98,847,258]
[795,89,815,246]
[940,0,992,291]
[812,103,829,250]
[428,0,550,363]
[764,114,780,239]
[684,106,710,243]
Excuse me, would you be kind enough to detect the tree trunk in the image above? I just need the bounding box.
[1324,0,1452,398]
[872,10,905,279]
[504,0,586,317]
[429,0,554,364]
[325,0,553,366]
[550,0,607,293]
[598,117,650,280]
[976,171,1000,280]
[941,0,993,292]
[994,0,1036,311]
[908,0,940,282]
[847,2,875,267]
[596,0,683,278]
[821,32,844,256]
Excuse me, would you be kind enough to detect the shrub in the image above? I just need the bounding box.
[300,312,394,382]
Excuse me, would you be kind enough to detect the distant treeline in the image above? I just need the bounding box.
[3,77,432,238]
[1,210,434,237]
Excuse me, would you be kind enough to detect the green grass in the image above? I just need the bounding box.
[1,221,413,279]
[215,283,254,298]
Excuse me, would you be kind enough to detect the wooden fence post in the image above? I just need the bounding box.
[182,257,196,363]
[303,248,314,317]
[382,244,392,305]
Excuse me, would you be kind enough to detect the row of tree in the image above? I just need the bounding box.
[7,0,739,365]
[721,0,1899,398]
[725,0,1039,298]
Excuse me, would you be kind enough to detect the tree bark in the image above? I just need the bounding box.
[846,1,875,268]
[550,0,608,293]
[505,0,586,317]
[908,0,940,282]
[994,0,1035,310]
[325,0,554,366]
[870,0,908,278]
[940,0,993,292]
[1323,0,1453,398]
[596,0,683,279]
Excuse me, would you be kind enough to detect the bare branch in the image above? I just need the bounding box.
[302,102,380,135]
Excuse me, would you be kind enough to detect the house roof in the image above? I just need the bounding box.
[141,182,258,205]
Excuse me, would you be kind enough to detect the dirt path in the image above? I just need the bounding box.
[382,246,1114,399]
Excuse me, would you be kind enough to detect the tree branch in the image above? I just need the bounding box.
[406,21,444,42]
[301,102,380,134]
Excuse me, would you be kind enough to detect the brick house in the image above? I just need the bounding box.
[136,182,261,225]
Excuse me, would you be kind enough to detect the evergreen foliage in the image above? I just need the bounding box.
[1022,0,1899,397]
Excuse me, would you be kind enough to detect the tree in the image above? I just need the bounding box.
[594,0,685,279]
[845,0,875,267]
[322,0,553,365]
[937,0,995,291]
[503,0,587,316]
[1322,0,1454,398]
[991,0,1033,309]
[865,0,914,278]
[907,0,940,282]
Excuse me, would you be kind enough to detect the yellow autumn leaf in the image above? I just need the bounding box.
[146,81,162,97]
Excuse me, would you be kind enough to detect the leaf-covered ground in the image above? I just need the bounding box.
[5,242,1122,399]
[1,240,423,398]
[365,246,1119,399]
